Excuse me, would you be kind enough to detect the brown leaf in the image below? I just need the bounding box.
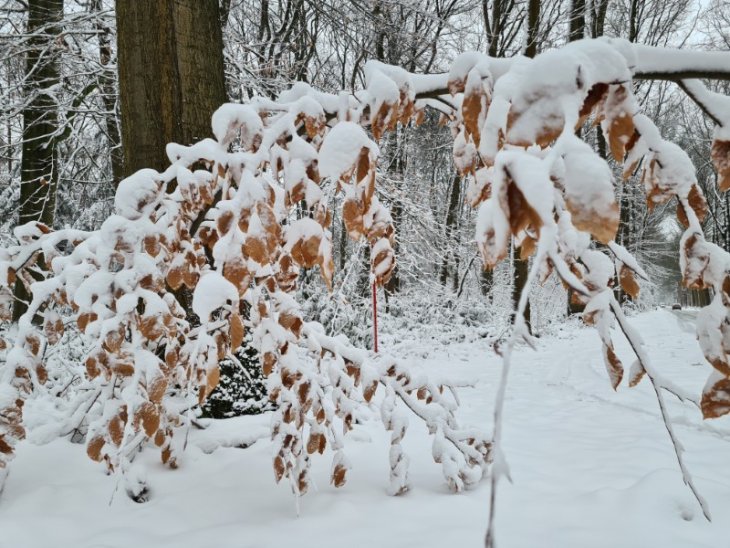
[343,198,365,240]
[619,264,640,300]
[462,87,483,147]
[608,113,634,162]
[290,234,321,269]
[519,236,537,260]
[206,365,220,397]
[77,312,98,334]
[230,312,245,351]
[712,139,730,192]
[273,455,286,482]
[86,436,105,462]
[166,265,184,291]
[263,352,276,377]
[604,85,635,162]
[506,180,542,237]
[579,83,608,121]
[565,197,619,245]
[306,432,326,455]
[85,355,101,379]
[676,184,708,228]
[217,210,235,235]
[108,407,128,446]
[603,345,623,390]
[331,463,347,488]
[148,375,167,403]
[363,381,378,402]
[43,313,64,345]
[134,402,161,437]
[701,373,730,419]
[144,235,161,257]
[628,360,645,387]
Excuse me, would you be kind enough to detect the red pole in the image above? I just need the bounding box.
[372,281,379,353]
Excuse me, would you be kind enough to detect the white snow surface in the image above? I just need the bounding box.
[192,271,238,321]
[1,309,729,547]
[318,122,377,181]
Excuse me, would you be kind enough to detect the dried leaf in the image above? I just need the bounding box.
[331,462,347,488]
[43,312,64,345]
[273,455,286,482]
[230,312,245,351]
[677,184,708,228]
[619,264,640,300]
[77,312,98,334]
[86,436,105,462]
[628,360,645,387]
[701,372,730,419]
[603,345,623,390]
[566,198,619,245]
[711,139,730,192]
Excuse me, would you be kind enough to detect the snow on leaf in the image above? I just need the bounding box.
[701,370,730,419]
[192,272,238,322]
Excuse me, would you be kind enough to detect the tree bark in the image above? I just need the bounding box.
[92,0,123,186]
[524,0,541,59]
[14,0,63,322]
[512,0,541,330]
[569,0,585,42]
[116,0,227,177]
[19,0,63,228]
[439,174,462,287]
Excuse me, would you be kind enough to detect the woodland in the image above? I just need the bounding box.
[1,0,730,547]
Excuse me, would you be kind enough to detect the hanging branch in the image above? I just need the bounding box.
[608,295,711,521]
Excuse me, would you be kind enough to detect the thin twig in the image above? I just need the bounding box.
[609,295,711,521]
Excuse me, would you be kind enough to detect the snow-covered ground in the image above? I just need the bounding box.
[1,308,729,548]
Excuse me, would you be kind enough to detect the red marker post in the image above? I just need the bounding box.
[372,281,379,353]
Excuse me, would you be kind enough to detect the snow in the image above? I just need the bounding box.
[211,103,264,148]
[0,382,16,410]
[192,272,238,321]
[2,309,729,547]
[318,122,378,181]
[633,44,730,78]
[114,169,162,220]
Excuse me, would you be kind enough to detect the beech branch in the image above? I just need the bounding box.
[609,295,711,522]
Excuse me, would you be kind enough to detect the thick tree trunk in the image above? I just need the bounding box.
[14,0,63,322]
[116,0,227,177]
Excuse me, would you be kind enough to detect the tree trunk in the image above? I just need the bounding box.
[569,0,585,42]
[92,0,123,185]
[525,0,541,59]
[512,0,541,330]
[566,0,590,315]
[591,0,609,39]
[116,0,227,177]
[439,174,462,287]
[14,0,63,322]
[19,0,62,227]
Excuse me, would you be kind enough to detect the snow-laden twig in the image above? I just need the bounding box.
[485,232,548,548]
[609,295,711,522]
